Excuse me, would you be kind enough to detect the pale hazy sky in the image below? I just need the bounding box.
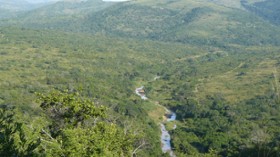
[25,0,60,4]
[103,0,130,1]
[25,0,130,3]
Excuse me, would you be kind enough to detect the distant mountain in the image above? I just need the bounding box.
[0,0,31,18]
[79,1,280,46]
[10,0,115,27]
[242,0,280,25]
[2,0,280,46]
[0,0,31,11]
[0,0,55,18]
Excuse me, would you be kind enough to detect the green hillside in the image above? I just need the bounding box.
[242,0,280,25]
[1,0,280,156]
[12,0,114,28]
[3,0,279,47]
[0,0,47,19]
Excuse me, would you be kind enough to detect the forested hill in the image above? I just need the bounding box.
[1,0,115,27]
[1,0,280,157]
[3,0,280,46]
[0,0,53,19]
[241,0,280,25]
[0,0,31,10]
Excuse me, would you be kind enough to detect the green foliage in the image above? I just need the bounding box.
[0,90,139,157]
[36,90,106,132]
[57,123,135,157]
[0,106,41,156]
[41,123,136,157]
[1,25,280,156]
[169,93,280,156]
[36,90,137,157]
[1,0,280,156]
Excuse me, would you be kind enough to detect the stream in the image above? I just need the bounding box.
[135,86,148,100]
[135,86,176,157]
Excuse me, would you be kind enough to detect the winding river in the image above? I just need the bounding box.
[135,86,176,157]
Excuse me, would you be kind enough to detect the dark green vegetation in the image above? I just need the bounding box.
[0,90,139,156]
[1,0,280,156]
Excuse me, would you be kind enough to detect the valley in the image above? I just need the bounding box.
[136,84,177,156]
[0,0,280,156]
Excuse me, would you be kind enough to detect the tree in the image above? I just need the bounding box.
[250,128,272,157]
[0,106,40,157]
[36,90,107,135]
[36,90,137,156]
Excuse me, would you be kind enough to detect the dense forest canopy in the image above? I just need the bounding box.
[0,0,280,156]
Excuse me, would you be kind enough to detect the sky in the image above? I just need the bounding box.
[25,0,60,4]
[102,0,131,1]
[25,0,130,3]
